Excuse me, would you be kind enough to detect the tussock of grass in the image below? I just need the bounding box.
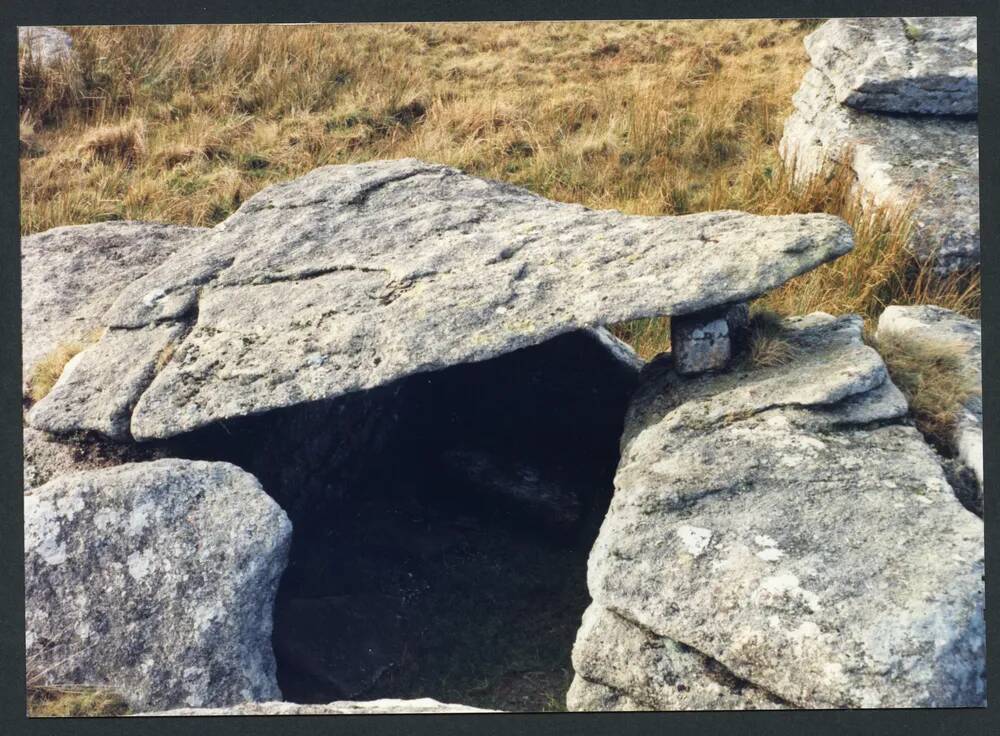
[609,317,670,362]
[20,111,39,155]
[876,331,980,449]
[745,308,800,368]
[78,119,146,167]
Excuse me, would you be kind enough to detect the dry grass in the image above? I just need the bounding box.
[876,331,981,449]
[26,646,130,717]
[154,341,176,372]
[744,308,801,368]
[28,684,130,717]
[27,342,84,402]
[19,21,979,358]
[26,329,104,402]
[77,119,146,167]
[19,21,815,229]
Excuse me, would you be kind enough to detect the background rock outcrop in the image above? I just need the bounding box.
[781,18,979,274]
[25,159,853,441]
[803,17,977,115]
[571,313,985,709]
[25,460,292,710]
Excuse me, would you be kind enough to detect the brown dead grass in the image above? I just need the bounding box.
[28,684,130,718]
[744,308,801,368]
[876,331,981,448]
[78,119,146,167]
[26,646,130,717]
[19,21,979,357]
[27,329,104,402]
[27,342,84,402]
[19,21,816,229]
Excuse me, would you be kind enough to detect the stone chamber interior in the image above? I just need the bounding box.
[166,330,639,711]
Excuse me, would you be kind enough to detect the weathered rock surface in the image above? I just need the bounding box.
[573,313,985,709]
[877,305,983,507]
[28,323,186,440]
[143,698,499,715]
[26,159,853,441]
[671,303,749,375]
[780,68,979,273]
[18,26,73,67]
[21,221,205,386]
[25,459,292,710]
[569,604,788,711]
[804,17,977,115]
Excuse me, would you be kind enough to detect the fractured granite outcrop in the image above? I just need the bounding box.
[780,18,979,274]
[21,221,205,386]
[804,17,977,115]
[780,68,978,273]
[143,698,499,715]
[18,26,73,67]
[570,313,985,709]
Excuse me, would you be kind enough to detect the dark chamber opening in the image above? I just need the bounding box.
[171,329,638,711]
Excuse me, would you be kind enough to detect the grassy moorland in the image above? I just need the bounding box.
[19,21,978,361]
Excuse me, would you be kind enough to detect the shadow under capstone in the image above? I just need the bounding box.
[166,329,639,711]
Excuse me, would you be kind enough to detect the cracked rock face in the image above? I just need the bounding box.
[781,67,979,273]
[569,604,788,710]
[18,26,73,67]
[877,305,983,508]
[21,221,205,387]
[25,159,852,441]
[804,17,977,115]
[571,313,985,709]
[25,459,292,711]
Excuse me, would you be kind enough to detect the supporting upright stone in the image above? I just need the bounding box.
[670,303,749,376]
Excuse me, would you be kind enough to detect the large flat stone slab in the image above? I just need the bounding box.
[21,221,204,387]
[578,313,985,709]
[27,159,853,441]
[781,68,979,273]
[25,459,292,710]
[804,17,977,115]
